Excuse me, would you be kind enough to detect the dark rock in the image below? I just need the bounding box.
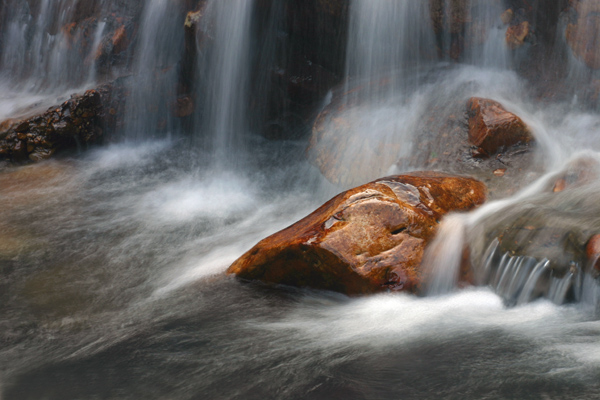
[228,172,487,295]
[251,0,349,140]
[174,95,195,118]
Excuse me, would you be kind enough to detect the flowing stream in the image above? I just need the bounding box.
[1,1,599,399]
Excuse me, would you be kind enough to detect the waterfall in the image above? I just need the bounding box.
[196,0,254,163]
[0,0,111,91]
[345,0,436,100]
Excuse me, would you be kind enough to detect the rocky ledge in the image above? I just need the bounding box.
[0,81,126,163]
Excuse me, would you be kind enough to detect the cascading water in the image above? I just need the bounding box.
[345,0,436,98]
[0,0,114,121]
[121,0,185,140]
[195,0,254,163]
[1,1,600,399]
[0,0,104,89]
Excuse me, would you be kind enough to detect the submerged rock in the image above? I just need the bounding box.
[228,172,487,295]
[467,97,533,158]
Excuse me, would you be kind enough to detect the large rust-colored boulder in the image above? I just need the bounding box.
[565,0,600,69]
[467,97,533,158]
[228,172,487,295]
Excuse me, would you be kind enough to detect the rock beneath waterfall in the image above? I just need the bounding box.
[565,0,600,69]
[228,172,487,295]
[467,97,533,158]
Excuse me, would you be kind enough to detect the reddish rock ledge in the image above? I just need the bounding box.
[228,172,487,295]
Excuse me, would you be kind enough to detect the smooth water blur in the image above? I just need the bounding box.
[196,0,255,162]
[123,0,184,141]
[345,0,435,99]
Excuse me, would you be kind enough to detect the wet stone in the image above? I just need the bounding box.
[228,171,487,295]
[467,97,534,158]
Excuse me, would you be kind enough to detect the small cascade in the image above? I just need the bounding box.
[475,238,584,306]
[479,240,552,305]
[195,0,255,163]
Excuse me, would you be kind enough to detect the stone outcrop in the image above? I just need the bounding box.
[467,97,533,158]
[0,81,126,162]
[228,172,487,295]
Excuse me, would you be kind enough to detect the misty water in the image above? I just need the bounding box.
[1,1,600,399]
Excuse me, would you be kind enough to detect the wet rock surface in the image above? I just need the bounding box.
[0,81,127,162]
[466,97,533,158]
[228,172,487,295]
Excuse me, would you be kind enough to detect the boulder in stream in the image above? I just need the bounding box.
[228,172,487,295]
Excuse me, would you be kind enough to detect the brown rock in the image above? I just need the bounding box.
[467,97,533,157]
[0,81,126,162]
[586,234,600,273]
[501,9,514,25]
[506,21,530,49]
[111,25,129,54]
[493,168,506,177]
[228,172,487,295]
[174,95,195,118]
